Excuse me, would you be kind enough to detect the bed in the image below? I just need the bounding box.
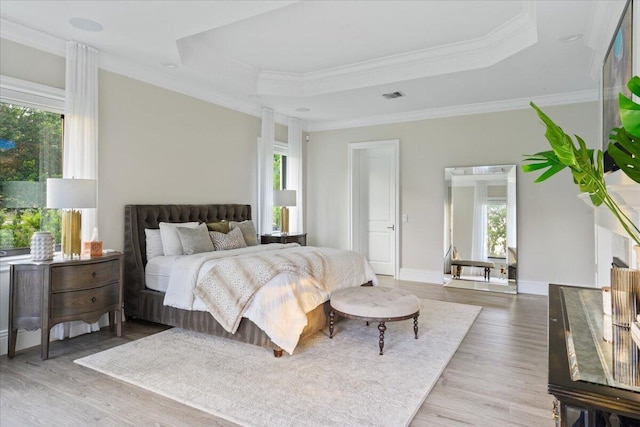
[123,204,376,357]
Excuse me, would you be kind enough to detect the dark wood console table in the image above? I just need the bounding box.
[548,284,640,426]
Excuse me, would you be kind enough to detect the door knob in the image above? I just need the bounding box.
[387,225,395,230]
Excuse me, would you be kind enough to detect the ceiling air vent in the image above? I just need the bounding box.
[382,91,404,100]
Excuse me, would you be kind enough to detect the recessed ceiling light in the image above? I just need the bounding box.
[69,17,103,32]
[296,107,311,112]
[162,62,179,69]
[559,33,583,43]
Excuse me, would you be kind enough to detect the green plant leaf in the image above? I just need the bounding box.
[530,103,578,168]
[534,164,565,182]
[619,94,640,137]
[619,77,640,137]
[627,75,640,96]
[608,127,640,183]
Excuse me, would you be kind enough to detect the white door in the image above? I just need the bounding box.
[349,140,398,276]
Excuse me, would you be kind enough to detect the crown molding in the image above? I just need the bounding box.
[305,89,598,132]
[0,10,597,134]
[0,17,292,126]
[257,1,537,97]
[0,16,66,56]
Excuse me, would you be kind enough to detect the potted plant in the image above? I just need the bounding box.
[523,76,640,247]
[524,76,640,329]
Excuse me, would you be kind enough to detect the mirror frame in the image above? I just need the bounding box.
[444,165,517,294]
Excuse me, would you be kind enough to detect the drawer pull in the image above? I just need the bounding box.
[91,296,97,303]
[92,272,97,278]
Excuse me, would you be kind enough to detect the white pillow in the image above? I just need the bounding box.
[176,223,214,255]
[210,227,247,251]
[145,228,164,260]
[159,221,200,256]
[229,220,258,246]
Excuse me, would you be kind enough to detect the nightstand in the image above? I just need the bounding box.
[261,233,307,246]
[8,252,123,360]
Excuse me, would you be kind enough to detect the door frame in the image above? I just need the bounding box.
[348,139,400,278]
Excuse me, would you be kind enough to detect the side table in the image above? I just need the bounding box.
[261,232,307,246]
[8,252,123,360]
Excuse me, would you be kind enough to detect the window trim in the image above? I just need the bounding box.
[1,75,65,258]
[0,75,65,114]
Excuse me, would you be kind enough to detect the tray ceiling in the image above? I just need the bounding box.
[0,0,628,130]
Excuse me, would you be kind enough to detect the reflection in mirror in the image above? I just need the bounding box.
[444,165,517,294]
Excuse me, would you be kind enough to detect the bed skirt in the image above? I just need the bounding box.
[135,288,330,350]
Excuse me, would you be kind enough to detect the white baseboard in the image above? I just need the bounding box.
[516,280,549,296]
[0,329,41,356]
[398,268,444,285]
[397,268,549,296]
[0,314,114,356]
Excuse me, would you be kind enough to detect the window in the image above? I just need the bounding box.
[272,141,287,231]
[486,200,507,258]
[0,77,65,256]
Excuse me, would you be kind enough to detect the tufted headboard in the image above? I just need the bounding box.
[123,204,251,317]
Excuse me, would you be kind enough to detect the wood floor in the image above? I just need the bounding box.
[1,278,554,426]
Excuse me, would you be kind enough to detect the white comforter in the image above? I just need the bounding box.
[162,243,377,354]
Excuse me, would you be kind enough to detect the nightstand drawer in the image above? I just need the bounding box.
[50,283,119,318]
[51,259,120,292]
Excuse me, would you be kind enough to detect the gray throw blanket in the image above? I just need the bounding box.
[193,248,328,333]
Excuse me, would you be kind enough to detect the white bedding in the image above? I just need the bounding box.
[155,243,377,354]
[145,256,179,292]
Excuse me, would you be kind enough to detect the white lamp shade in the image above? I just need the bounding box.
[274,190,296,207]
[46,178,97,209]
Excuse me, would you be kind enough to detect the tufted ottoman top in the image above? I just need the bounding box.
[330,286,420,319]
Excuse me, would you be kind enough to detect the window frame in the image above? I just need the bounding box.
[0,75,65,257]
[485,197,507,259]
[274,140,288,189]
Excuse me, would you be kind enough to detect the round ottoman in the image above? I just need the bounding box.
[329,286,420,355]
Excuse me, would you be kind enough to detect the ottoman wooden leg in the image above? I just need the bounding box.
[329,310,335,338]
[378,322,387,355]
[414,315,419,339]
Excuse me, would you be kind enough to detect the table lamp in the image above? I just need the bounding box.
[46,178,97,258]
[273,190,296,235]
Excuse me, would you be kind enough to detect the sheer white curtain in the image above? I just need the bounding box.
[287,117,303,233]
[52,40,100,340]
[471,180,488,275]
[507,171,517,248]
[257,108,274,235]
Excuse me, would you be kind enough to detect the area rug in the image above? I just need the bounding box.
[75,298,481,427]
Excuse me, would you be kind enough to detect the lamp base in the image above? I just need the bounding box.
[281,207,289,235]
[62,209,82,258]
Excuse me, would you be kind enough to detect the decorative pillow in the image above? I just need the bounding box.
[229,220,258,246]
[210,227,247,251]
[145,228,164,260]
[176,223,214,255]
[159,221,200,256]
[206,221,230,234]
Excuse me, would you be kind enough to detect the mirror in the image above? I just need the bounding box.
[444,165,517,294]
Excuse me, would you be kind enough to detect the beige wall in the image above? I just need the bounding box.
[0,39,262,352]
[0,39,65,88]
[1,36,598,299]
[98,71,261,251]
[306,103,599,293]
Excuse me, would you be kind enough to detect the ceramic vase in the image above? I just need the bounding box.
[30,231,55,261]
[610,267,640,328]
